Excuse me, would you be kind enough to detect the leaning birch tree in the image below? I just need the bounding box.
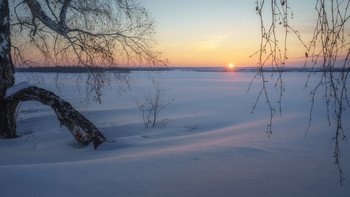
[0,0,164,148]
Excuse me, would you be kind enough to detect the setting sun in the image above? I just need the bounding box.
[228,63,234,68]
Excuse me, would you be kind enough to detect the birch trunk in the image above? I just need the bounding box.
[4,86,107,148]
[0,0,16,138]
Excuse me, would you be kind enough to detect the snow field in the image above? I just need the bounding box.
[1,71,349,197]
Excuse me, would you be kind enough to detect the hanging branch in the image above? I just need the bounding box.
[253,0,350,185]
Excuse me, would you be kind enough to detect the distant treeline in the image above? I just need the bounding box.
[15,66,133,73]
[15,66,348,73]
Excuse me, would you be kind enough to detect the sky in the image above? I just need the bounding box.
[140,0,317,67]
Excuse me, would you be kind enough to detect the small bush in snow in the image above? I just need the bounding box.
[136,75,173,128]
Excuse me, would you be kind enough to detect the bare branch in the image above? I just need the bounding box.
[254,0,350,184]
[10,0,166,101]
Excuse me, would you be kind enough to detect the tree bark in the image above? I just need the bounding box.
[0,0,15,98]
[0,0,17,138]
[0,100,18,138]
[4,86,107,148]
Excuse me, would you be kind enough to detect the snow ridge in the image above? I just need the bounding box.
[5,81,34,97]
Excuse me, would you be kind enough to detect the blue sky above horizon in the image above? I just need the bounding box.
[140,0,317,67]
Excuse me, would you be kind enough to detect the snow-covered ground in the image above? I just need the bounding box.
[1,70,349,197]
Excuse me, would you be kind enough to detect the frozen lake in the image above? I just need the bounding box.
[1,70,349,197]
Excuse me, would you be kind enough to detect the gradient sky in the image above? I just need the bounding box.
[141,0,317,67]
